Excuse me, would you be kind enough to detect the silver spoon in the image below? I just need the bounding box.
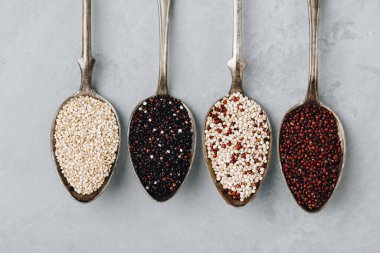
[202,0,272,207]
[278,0,346,213]
[128,0,196,202]
[50,0,121,203]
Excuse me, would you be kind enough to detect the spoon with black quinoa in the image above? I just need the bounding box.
[128,0,196,202]
[279,0,346,213]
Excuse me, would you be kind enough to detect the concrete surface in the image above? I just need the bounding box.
[0,0,379,252]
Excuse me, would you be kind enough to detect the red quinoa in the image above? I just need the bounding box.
[279,103,343,211]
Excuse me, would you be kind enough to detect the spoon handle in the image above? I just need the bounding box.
[78,0,96,92]
[306,0,320,103]
[156,0,171,96]
[227,0,246,94]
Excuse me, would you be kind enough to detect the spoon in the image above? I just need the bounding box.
[50,0,121,203]
[278,0,346,213]
[202,0,272,207]
[128,0,196,202]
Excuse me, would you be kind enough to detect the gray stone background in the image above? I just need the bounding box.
[0,0,379,252]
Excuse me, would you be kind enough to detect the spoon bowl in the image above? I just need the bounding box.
[203,94,272,207]
[279,100,345,213]
[51,89,121,203]
[128,95,196,202]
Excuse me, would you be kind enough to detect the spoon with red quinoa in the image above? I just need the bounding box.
[128,0,196,202]
[279,0,346,213]
[203,0,272,207]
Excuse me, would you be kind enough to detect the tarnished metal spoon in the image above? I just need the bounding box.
[202,0,272,207]
[50,0,121,203]
[128,0,196,202]
[278,0,346,213]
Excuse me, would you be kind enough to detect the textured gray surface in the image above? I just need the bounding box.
[0,0,379,252]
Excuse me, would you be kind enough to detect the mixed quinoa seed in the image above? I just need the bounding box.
[279,103,343,211]
[204,92,271,202]
[54,96,119,195]
[129,95,194,201]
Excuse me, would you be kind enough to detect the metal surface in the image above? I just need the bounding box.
[50,0,121,203]
[202,0,272,208]
[306,0,319,103]
[156,0,170,96]
[278,0,346,213]
[227,0,246,95]
[128,0,196,202]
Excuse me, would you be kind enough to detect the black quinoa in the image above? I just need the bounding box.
[129,95,194,201]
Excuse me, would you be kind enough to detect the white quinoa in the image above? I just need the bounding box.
[205,92,271,202]
[54,96,119,195]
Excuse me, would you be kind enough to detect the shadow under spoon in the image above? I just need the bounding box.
[50,0,121,203]
[128,0,196,202]
[278,0,346,213]
[202,0,272,207]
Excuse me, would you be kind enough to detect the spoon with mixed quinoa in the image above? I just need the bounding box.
[203,0,272,207]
